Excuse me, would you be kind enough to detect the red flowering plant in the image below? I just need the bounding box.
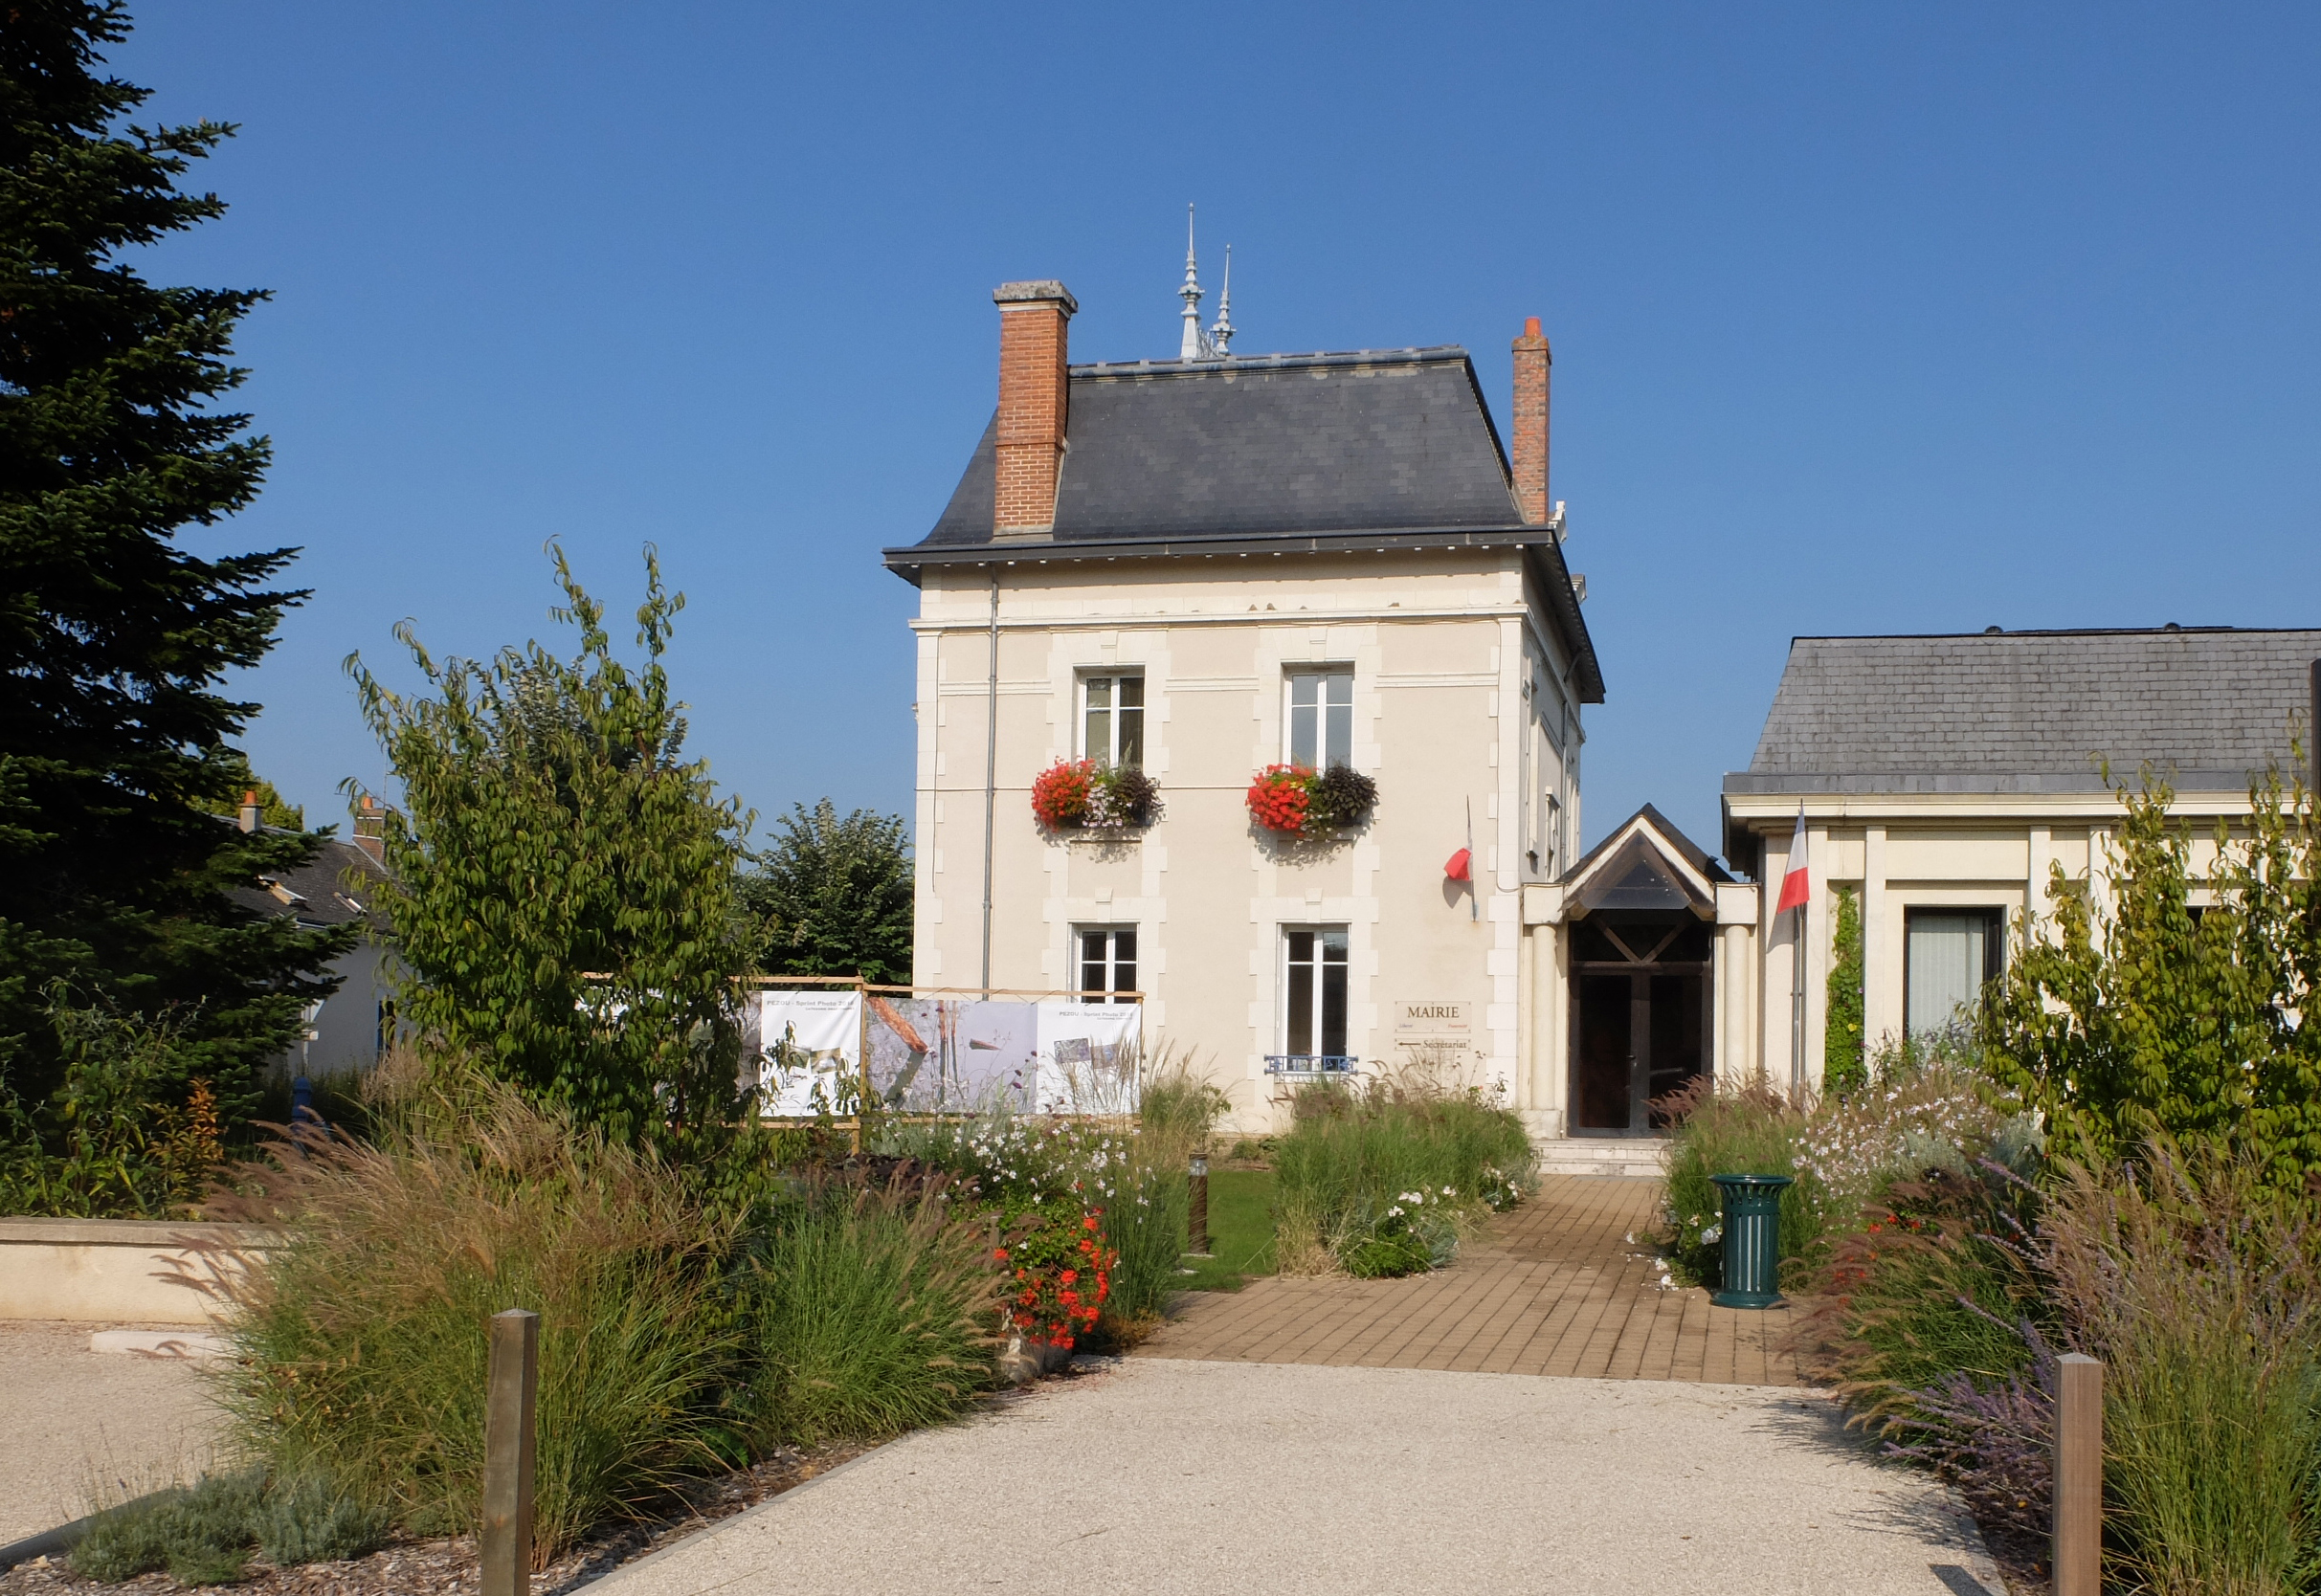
[1247,764,1378,835]
[881,1113,1133,1352]
[1246,765,1314,834]
[1033,759,1161,831]
[1032,759,1097,828]
[991,1205,1116,1349]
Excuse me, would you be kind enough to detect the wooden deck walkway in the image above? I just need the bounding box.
[1138,1174,1805,1385]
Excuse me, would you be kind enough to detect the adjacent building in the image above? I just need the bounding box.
[1723,626,2321,1081]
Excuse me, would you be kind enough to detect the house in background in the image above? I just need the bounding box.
[1723,627,2321,1083]
[231,792,395,1078]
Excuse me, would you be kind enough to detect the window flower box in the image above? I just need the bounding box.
[1245,764,1377,837]
[1032,759,1161,831]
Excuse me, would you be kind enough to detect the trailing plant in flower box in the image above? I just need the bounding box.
[1246,764,1378,836]
[1031,760,1160,831]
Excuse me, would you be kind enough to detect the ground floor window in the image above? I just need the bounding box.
[1905,908,2003,1036]
[1076,926,1138,1001]
[1282,926,1350,1059]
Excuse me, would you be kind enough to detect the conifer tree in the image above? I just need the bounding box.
[0,3,349,1117]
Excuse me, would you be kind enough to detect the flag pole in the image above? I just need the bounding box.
[1777,806,1810,1096]
[1791,900,1806,1095]
[1466,797,1478,922]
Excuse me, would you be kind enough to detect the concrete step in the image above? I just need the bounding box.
[1532,1138,1669,1179]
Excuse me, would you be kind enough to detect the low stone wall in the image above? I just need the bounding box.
[0,1219,277,1324]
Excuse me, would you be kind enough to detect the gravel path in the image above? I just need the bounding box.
[588,1357,2004,1596]
[0,1322,225,1546]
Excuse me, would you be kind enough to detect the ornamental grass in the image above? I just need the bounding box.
[743,1175,1005,1447]
[1271,1070,1533,1277]
[193,1056,740,1560]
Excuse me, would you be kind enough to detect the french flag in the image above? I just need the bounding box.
[1775,809,1811,914]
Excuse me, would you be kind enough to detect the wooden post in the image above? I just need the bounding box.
[1187,1153,1211,1256]
[482,1309,540,1596]
[2054,1352,2102,1596]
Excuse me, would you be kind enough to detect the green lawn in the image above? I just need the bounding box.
[1175,1168,1275,1292]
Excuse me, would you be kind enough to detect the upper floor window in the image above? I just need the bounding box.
[1082,674,1144,767]
[1285,668,1353,769]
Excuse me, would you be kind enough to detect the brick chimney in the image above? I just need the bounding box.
[237,790,260,833]
[992,280,1077,535]
[353,793,388,866]
[1510,317,1551,525]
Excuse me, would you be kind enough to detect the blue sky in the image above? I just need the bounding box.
[123,3,2321,860]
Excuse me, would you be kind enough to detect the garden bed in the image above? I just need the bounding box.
[0,1437,871,1596]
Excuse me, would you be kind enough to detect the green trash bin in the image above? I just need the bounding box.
[1708,1173,1792,1309]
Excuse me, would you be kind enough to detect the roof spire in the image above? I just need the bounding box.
[1210,244,1234,355]
[1178,203,1213,360]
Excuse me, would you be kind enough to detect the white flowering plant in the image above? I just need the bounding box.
[1338,1186,1462,1278]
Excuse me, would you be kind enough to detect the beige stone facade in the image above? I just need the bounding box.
[905,547,1590,1132]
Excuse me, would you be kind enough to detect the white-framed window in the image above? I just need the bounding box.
[1281,925,1350,1059]
[1284,668,1354,768]
[1076,926,1138,1002]
[1905,909,2003,1036]
[1081,673,1145,767]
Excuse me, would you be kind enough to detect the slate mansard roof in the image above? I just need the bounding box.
[1726,627,2321,797]
[882,345,1602,701]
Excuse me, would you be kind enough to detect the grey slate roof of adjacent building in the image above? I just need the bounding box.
[229,836,391,932]
[882,344,1603,700]
[1726,627,2321,796]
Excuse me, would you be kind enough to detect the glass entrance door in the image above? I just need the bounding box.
[1568,915,1712,1136]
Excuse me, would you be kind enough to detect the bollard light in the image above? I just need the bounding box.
[1188,1152,1212,1258]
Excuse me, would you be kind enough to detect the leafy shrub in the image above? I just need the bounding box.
[745,1179,1003,1447]
[1823,886,1865,1094]
[0,995,230,1219]
[73,1469,266,1585]
[1979,765,2321,1186]
[347,548,753,1161]
[252,1472,391,1565]
[201,1064,738,1557]
[1271,1077,1533,1276]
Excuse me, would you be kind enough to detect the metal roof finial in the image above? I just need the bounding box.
[1179,204,1216,360]
[1210,244,1234,355]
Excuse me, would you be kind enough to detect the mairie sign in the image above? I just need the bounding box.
[1394,999,1473,1043]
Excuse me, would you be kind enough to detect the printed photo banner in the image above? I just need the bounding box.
[757,988,862,1117]
[760,988,1144,1118]
[1034,1002,1143,1114]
